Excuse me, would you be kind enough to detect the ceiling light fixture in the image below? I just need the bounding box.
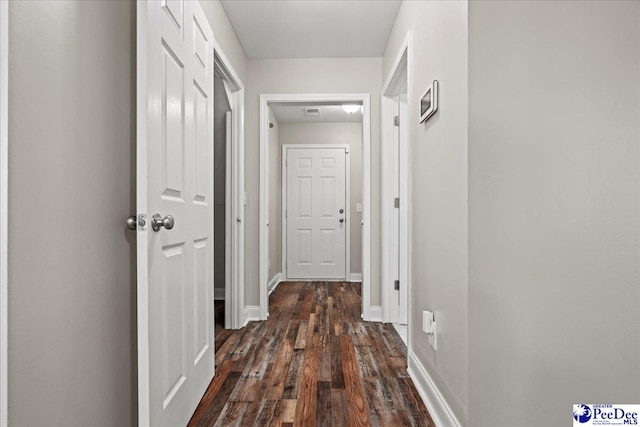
[342,104,360,114]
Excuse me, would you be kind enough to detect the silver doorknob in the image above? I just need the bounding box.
[339,218,344,223]
[152,214,174,232]
[126,215,137,231]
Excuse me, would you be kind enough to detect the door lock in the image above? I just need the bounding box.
[152,214,175,232]
[339,208,344,214]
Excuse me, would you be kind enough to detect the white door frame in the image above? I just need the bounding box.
[213,43,245,330]
[260,93,372,320]
[381,32,412,328]
[0,2,8,425]
[281,144,351,281]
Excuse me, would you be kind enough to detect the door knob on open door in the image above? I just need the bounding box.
[126,215,137,231]
[339,218,344,223]
[152,214,174,232]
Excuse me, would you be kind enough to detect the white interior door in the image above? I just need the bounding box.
[285,147,347,279]
[398,93,409,325]
[137,1,214,426]
[224,110,232,329]
[390,97,401,322]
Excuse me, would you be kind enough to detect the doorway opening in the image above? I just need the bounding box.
[259,94,372,320]
[213,46,245,331]
[381,32,412,345]
[213,75,232,347]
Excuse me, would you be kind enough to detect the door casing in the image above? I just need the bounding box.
[381,31,412,330]
[214,43,245,330]
[259,93,372,321]
[282,144,351,281]
[0,2,8,425]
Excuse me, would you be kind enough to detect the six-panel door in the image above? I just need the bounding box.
[286,147,347,279]
[138,1,214,426]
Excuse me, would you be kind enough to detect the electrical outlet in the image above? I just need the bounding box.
[423,311,437,351]
[428,322,438,351]
[422,311,434,334]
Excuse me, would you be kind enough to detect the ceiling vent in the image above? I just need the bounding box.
[304,108,320,118]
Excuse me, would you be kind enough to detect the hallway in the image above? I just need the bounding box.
[188,282,434,426]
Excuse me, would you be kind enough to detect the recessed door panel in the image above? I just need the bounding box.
[193,239,209,365]
[161,42,185,201]
[161,244,186,408]
[297,177,312,218]
[297,229,312,265]
[193,82,208,204]
[321,177,336,218]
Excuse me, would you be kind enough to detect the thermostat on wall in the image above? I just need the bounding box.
[419,80,439,123]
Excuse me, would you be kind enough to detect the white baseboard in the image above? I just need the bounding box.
[407,349,462,427]
[268,272,283,295]
[369,306,382,322]
[243,305,260,327]
[214,288,225,300]
[348,273,363,282]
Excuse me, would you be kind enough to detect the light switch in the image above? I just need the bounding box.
[356,203,363,213]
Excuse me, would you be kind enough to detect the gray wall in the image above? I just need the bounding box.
[200,0,247,85]
[383,1,469,423]
[8,1,136,425]
[246,57,382,307]
[279,122,363,276]
[468,1,640,425]
[268,108,281,281]
[6,1,247,425]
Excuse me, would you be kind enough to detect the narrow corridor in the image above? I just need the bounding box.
[189,282,434,426]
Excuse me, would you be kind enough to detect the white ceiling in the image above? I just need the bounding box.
[220,0,402,59]
[271,104,363,123]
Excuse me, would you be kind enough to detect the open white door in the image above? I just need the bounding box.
[137,1,214,426]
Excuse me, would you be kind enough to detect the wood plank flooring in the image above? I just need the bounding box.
[189,282,435,427]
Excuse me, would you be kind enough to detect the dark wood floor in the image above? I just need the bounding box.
[189,282,435,426]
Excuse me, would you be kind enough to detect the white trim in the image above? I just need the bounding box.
[348,273,362,282]
[214,288,225,300]
[0,1,8,425]
[369,306,382,322]
[407,350,462,427]
[381,31,412,328]
[135,2,151,424]
[281,144,351,282]
[223,110,233,322]
[267,272,283,295]
[214,42,245,330]
[259,94,372,321]
[243,306,261,327]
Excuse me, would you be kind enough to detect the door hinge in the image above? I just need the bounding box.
[285,158,288,167]
[394,280,400,290]
[285,210,287,218]
[394,115,400,127]
[394,197,400,208]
